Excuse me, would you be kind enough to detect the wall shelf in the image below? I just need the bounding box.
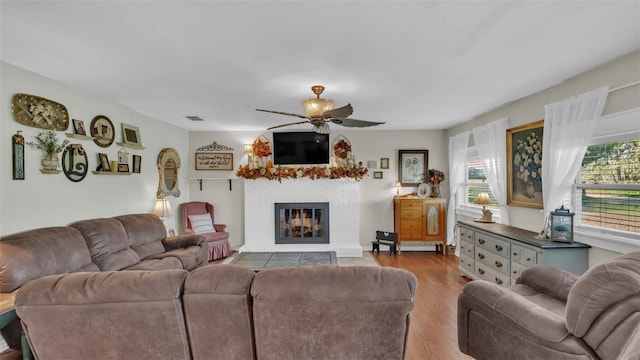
[188,177,234,191]
[40,169,61,174]
[92,171,131,175]
[65,133,96,141]
[116,142,146,150]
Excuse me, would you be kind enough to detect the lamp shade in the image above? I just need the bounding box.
[244,144,253,154]
[301,85,334,117]
[474,192,491,205]
[152,199,174,217]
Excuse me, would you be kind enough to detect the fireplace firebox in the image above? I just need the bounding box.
[275,202,329,244]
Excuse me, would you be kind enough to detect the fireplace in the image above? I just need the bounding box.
[275,202,329,244]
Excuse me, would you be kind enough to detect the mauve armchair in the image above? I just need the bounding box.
[458,251,640,360]
[180,201,231,261]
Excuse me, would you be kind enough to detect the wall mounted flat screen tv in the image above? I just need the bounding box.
[273,131,329,165]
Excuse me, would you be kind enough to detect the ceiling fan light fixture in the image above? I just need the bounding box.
[313,122,330,134]
[301,84,334,117]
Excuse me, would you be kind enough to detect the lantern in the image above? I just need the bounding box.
[550,205,574,242]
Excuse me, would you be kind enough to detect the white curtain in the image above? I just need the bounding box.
[447,130,470,245]
[472,118,510,225]
[540,86,609,233]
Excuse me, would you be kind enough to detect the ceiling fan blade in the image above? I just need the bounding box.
[329,118,385,128]
[267,119,312,130]
[256,109,310,120]
[322,103,353,119]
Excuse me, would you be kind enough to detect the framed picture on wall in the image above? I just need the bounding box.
[132,155,142,173]
[98,153,110,171]
[380,157,389,169]
[398,150,428,186]
[507,120,544,208]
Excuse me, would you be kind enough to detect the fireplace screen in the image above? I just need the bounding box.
[275,202,329,244]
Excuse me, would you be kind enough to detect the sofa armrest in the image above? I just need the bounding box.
[162,234,205,251]
[460,280,570,342]
[516,264,579,302]
[213,224,227,232]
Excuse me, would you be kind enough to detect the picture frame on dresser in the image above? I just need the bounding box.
[506,120,544,208]
[398,150,428,186]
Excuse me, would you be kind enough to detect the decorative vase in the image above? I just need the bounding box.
[41,153,59,170]
[430,183,440,198]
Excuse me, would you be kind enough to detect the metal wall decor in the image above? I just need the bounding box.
[62,144,88,182]
[90,115,115,148]
[12,93,69,130]
[157,148,181,199]
[12,131,25,180]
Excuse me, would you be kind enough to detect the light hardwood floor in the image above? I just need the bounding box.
[372,250,473,360]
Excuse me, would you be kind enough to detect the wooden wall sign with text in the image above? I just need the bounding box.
[195,152,233,170]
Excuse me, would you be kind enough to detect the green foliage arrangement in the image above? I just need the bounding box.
[27,130,70,154]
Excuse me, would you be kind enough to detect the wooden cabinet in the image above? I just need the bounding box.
[393,197,447,253]
[458,220,590,287]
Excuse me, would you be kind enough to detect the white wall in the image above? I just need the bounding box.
[0,62,190,235]
[447,51,640,264]
[188,129,448,249]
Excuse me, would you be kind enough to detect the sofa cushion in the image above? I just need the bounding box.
[114,214,167,259]
[124,257,183,271]
[188,214,216,234]
[183,264,256,360]
[70,218,139,271]
[155,247,203,271]
[15,270,191,360]
[250,266,417,360]
[0,227,98,293]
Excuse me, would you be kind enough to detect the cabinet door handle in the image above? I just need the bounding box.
[495,261,503,268]
[478,268,485,275]
[526,257,531,261]
[495,278,503,285]
[478,253,485,259]
[513,252,518,256]
[513,270,518,274]
[478,239,485,245]
[495,245,503,251]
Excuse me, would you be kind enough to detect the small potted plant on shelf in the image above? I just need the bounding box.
[27,130,70,171]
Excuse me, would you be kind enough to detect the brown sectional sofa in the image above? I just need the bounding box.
[14,264,417,360]
[0,213,207,352]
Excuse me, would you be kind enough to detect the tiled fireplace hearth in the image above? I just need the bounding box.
[241,179,362,257]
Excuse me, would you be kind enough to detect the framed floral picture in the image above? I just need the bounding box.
[507,120,544,208]
[398,150,428,187]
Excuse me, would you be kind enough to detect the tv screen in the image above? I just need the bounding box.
[273,131,330,165]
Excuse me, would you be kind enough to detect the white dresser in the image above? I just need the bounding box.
[458,220,590,287]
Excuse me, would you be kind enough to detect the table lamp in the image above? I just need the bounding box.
[395,181,402,196]
[152,199,174,221]
[473,192,494,223]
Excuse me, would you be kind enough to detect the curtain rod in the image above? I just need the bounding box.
[609,80,640,93]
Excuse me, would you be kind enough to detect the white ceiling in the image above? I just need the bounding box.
[1,1,639,132]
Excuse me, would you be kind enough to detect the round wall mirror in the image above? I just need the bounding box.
[157,148,181,198]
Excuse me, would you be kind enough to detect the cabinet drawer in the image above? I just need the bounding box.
[511,244,537,267]
[475,263,510,287]
[400,200,423,210]
[460,254,474,273]
[475,248,510,276]
[400,219,422,232]
[400,210,422,220]
[475,233,510,258]
[400,231,423,240]
[459,240,475,258]
[459,226,474,243]
[511,261,528,285]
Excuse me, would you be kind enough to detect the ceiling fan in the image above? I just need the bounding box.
[256,85,385,133]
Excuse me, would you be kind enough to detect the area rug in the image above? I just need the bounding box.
[222,251,379,270]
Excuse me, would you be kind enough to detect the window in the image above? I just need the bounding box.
[575,140,640,234]
[572,108,640,252]
[457,148,499,218]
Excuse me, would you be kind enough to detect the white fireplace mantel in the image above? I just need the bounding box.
[241,178,362,257]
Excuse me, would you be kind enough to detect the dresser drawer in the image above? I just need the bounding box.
[459,240,475,258]
[459,226,474,243]
[475,233,510,258]
[460,254,474,273]
[400,200,423,210]
[400,231,423,240]
[511,244,537,267]
[511,261,528,285]
[400,210,422,220]
[400,219,422,232]
[475,248,510,276]
[475,262,510,287]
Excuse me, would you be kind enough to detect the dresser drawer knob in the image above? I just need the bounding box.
[495,261,503,268]
[478,269,485,275]
[478,239,485,245]
[513,252,518,256]
[526,257,531,261]
[495,245,503,251]
[478,253,485,260]
[495,278,503,285]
